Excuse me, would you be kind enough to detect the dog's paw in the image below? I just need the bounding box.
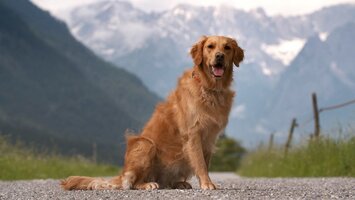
[173,181,192,189]
[144,182,160,190]
[135,182,160,190]
[200,182,216,190]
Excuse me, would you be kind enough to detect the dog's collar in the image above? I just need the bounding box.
[192,70,201,83]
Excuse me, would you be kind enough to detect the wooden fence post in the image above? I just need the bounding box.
[312,93,320,139]
[268,132,274,152]
[285,118,298,156]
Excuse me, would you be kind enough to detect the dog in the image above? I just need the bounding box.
[61,35,244,190]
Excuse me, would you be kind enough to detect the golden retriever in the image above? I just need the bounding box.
[61,35,244,190]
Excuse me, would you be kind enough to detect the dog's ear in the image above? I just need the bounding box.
[231,39,244,67]
[190,36,207,66]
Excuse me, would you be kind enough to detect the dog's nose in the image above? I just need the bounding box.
[215,52,224,62]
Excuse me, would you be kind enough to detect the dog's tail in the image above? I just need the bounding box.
[60,176,121,190]
[61,171,137,190]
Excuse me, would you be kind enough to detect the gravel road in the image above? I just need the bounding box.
[0,173,354,199]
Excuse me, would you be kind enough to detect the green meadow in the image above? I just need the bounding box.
[0,136,120,180]
[238,135,355,177]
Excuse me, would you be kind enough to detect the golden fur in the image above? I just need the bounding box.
[61,35,244,190]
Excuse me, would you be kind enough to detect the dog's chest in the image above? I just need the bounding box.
[194,89,231,128]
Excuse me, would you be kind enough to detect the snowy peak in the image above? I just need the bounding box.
[63,2,355,96]
[70,0,153,57]
[70,0,144,24]
[261,38,306,66]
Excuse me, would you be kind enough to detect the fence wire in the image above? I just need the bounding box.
[296,97,355,130]
[319,99,355,113]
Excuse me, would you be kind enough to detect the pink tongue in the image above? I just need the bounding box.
[213,67,224,76]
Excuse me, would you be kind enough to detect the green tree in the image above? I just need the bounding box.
[210,136,246,171]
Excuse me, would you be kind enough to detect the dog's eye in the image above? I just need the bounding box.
[224,46,231,50]
[207,44,214,49]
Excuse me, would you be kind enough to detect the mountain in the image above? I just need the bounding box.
[64,2,355,94]
[42,1,355,146]
[262,22,355,140]
[66,3,284,94]
[0,0,160,164]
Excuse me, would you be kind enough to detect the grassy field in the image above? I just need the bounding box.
[0,136,120,180]
[238,135,355,177]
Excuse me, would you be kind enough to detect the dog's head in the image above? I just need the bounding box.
[190,36,244,88]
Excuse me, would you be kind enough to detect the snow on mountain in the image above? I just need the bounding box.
[64,2,355,92]
[261,38,306,66]
[319,32,329,41]
[69,1,154,58]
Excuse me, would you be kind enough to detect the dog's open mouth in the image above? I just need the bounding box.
[211,64,225,77]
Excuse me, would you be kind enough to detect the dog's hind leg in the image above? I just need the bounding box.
[121,135,158,190]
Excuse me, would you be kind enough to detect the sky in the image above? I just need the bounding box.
[31,0,355,16]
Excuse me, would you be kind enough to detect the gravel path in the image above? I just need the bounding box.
[0,173,354,199]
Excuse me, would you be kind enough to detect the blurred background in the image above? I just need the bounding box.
[0,0,354,179]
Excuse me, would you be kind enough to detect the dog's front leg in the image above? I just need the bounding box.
[186,129,216,190]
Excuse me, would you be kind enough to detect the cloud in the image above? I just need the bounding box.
[31,0,97,11]
[231,104,246,119]
[255,124,269,135]
[32,0,355,16]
